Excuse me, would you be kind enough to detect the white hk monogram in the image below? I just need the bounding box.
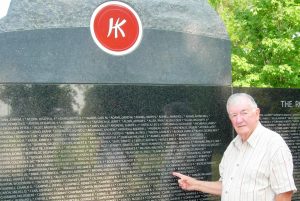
[107,18,127,38]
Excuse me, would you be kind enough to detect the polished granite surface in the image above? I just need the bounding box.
[0,84,232,200]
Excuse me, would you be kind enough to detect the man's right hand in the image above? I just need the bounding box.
[172,172,200,191]
[172,171,222,195]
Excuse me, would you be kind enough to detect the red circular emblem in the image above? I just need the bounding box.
[90,1,143,56]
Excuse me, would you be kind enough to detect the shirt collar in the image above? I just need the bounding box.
[233,122,262,149]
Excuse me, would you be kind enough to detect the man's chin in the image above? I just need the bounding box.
[236,128,249,136]
[235,126,246,132]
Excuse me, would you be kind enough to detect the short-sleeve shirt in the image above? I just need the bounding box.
[219,123,296,201]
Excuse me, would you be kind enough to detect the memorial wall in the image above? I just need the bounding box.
[0,1,232,200]
[0,0,299,201]
[0,84,232,200]
[0,86,299,200]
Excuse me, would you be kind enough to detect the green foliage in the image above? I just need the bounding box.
[208,0,300,88]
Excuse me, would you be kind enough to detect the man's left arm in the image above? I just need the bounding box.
[275,191,293,201]
[270,144,296,200]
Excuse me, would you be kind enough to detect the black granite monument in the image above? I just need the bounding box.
[0,1,232,200]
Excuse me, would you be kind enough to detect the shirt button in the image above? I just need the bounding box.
[236,163,239,167]
[230,177,233,180]
[225,191,228,194]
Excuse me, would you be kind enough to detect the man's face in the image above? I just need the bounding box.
[227,98,260,141]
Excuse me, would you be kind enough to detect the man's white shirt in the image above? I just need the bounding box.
[219,123,296,201]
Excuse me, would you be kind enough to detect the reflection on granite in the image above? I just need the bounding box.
[0,84,232,200]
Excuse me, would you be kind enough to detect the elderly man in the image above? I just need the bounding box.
[173,93,297,201]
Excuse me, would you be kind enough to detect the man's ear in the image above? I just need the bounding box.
[256,108,260,120]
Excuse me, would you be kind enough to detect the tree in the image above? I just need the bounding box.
[0,84,76,117]
[209,0,300,88]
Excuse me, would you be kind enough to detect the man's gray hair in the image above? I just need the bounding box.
[226,93,258,112]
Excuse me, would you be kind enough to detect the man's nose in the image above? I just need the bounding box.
[235,114,243,124]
